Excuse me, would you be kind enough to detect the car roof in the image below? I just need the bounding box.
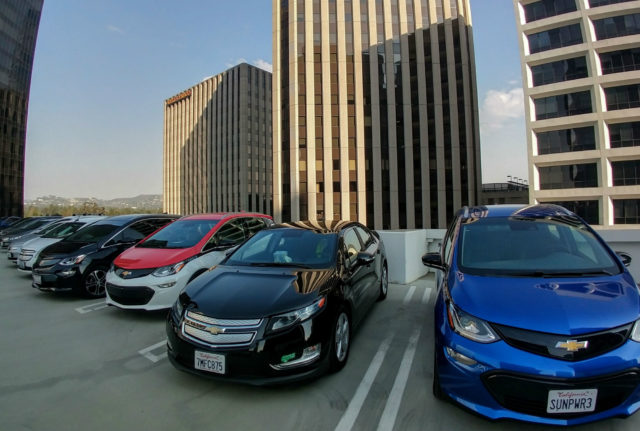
[271,220,360,233]
[461,204,578,220]
[92,214,178,226]
[180,212,272,221]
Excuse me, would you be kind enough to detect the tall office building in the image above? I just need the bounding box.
[0,0,44,217]
[514,0,640,227]
[163,63,272,215]
[273,0,481,229]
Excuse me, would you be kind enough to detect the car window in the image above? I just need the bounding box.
[138,219,219,249]
[244,217,268,238]
[343,228,363,266]
[354,226,372,247]
[442,217,457,266]
[204,219,245,250]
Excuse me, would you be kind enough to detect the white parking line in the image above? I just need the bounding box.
[376,327,422,431]
[75,301,108,314]
[402,285,416,305]
[138,340,167,363]
[421,287,432,305]
[334,333,394,431]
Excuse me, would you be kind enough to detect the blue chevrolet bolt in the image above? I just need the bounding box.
[422,204,640,425]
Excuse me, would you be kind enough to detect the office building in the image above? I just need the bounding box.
[514,0,640,227]
[163,63,272,215]
[0,0,44,217]
[273,0,482,229]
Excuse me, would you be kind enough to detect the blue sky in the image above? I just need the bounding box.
[25,0,526,200]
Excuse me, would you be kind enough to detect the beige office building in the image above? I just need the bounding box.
[514,0,640,227]
[163,63,272,215]
[273,0,482,229]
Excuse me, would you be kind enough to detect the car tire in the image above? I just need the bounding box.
[433,351,447,400]
[329,306,351,372]
[82,266,107,298]
[377,263,388,301]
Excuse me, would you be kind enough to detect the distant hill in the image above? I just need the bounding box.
[25,194,163,210]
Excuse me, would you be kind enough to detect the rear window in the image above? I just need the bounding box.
[458,217,620,276]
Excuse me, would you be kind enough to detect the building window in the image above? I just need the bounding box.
[524,0,577,23]
[593,14,640,40]
[609,122,640,148]
[528,24,582,54]
[539,163,598,189]
[613,199,640,224]
[537,126,595,155]
[534,91,592,120]
[590,0,635,6]
[600,48,640,74]
[605,84,640,111]
[546,200,600,225]
[612,160,640,186]
[531,56,588,86]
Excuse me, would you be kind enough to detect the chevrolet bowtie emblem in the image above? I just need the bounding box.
[207,326,224,335]
[121,271,131,277]
[555,340,588,352]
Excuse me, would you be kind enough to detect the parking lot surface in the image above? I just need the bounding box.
[1,259,639,430]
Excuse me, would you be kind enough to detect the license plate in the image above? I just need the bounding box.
[194,351,225,374]
[18,260,25,269]
[33,274,42,285]
[547,389,597,414]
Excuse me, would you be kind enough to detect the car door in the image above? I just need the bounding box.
[341,227,370,324]
[354,225,380,304]
[199,218,246,267]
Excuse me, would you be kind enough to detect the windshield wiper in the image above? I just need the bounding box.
[248,262,312,269]
[508,270,614,278]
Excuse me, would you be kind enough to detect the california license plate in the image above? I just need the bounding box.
[547,389,597,414]
[32,274,42,285]
[194,351,225,374]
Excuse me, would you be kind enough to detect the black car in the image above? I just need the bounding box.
[166,220,388,384]
[1,216,62,249]
[32,214,178,298]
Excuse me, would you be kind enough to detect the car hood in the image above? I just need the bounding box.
[20,237,60,252]
[183,266,337,319]
[40,240,98,259]
[450,272,640,335]
[115,247,197,269]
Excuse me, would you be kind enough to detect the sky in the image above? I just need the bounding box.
[24,0,526,200]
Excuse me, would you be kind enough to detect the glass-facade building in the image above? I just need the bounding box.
[273,0,481,229]
[514,0,640,227]
[0,0,44,217]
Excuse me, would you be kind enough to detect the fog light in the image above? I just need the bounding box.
[270,343,322,370]
[59,269,76,277]
[157,281,177,288]
[445,346,477,366]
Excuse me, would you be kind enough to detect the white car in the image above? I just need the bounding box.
[16,216,106,273]
[105,213,272,311]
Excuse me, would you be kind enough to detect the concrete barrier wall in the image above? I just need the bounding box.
[377,229,445,284]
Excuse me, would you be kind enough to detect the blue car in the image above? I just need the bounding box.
[422,204,640,425]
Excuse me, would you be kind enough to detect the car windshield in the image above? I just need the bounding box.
[8,218,50,232]
[458,216,621,276]
[226,228,338,269]
[64,223,120,243]
[137,219,219,249]
[42,222,87,239]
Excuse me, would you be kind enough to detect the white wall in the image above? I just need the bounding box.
[378,229,446,284]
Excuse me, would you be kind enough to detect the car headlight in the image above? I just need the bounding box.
[172,299,184,318]
[60,254,86,266]
[266,297,327,334]
[152,261,186,277]
[447,302,499,343]
[632,320,640,342]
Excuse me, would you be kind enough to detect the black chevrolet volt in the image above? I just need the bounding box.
[166,220,388,384]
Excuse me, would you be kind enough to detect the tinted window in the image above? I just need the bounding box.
[605,84,640,110]
[539,163,598,189]
[534,91,592,120]
[524,0,576,23]
[118,220,165,243]
[609,122,640,148]
[226,229,338,268]
[42,222,87,239]
[531,57,588,87]
[613,199,640,224]
[138,219,219,249]
[207,220,245,249]
[600,48,640,75]
[244,217,268,237]
[343,228,363,266]
[458,217,619,276]
[593,14,640,40]
[536,126,595,154]
[528,24,582,54]
[65,224,120,242]
[354,226,372,247]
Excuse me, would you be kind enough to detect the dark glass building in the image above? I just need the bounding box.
[0,0,44,217]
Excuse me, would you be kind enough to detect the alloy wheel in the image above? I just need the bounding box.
[335,312,350,363]
[85,269,106,297]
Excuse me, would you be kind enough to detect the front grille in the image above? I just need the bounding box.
[106,283,154,305]
[181,310,262,347]
[492,323,633,362]
[483,370,640,418]
[36,258,61,268]
[19,249,35,260]
[114,266,155,279]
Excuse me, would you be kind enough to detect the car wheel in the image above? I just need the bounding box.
[330,306,351,372]
[82,267,107,298]
[377,263,388,301]
[433,351,447,400]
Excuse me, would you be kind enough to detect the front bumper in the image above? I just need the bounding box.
[165,309,332,385]
[32,265,82,292]
[434,298,640,425]
[105,272,186,310]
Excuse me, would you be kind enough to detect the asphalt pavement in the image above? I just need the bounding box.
[1,258,639,430]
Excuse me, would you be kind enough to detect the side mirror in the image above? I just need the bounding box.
[616,251,632,267]
[422,252,446,271]
[356,251,375,266]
